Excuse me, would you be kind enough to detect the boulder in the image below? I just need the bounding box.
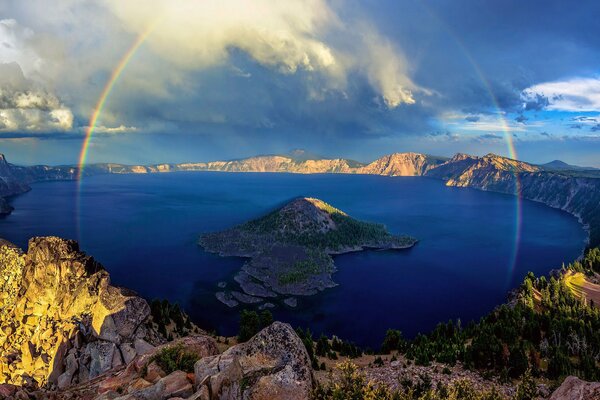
[194,322,313,400]
[549,376,600,400]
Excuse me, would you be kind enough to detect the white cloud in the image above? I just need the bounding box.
[0,19,74,132]
[89,124,138,134]
[523,77,600,112]
[104,0,417,109]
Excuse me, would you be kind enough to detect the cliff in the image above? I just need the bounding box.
[0,237,159,389]
[424,153,600,246]
[0,154,30,215]
[357,152,446,176]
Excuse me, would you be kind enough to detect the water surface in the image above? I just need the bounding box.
[0,172,587,347]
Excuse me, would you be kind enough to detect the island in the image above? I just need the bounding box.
[199,197,417,306]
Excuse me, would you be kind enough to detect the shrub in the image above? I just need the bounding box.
[150,344,199,374]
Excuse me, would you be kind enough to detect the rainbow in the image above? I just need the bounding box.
[77,25,156,182]
[419,1,524,285]
[76,11,524,284]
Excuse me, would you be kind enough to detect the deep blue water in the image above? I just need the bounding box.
[0,172,587,347]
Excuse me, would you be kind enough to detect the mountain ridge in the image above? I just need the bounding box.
[1,150,599,246]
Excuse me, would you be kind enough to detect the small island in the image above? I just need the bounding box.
[200,197,417,306]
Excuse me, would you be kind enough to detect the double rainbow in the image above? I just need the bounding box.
[76,16,523,284]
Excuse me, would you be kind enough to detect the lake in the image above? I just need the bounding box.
[0,172,587,347]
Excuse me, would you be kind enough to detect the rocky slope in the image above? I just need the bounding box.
[424,153,600,246]
[0,237,160,389]
[200,197,416,302]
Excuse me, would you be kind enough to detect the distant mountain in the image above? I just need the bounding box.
[540,160,598,171]
[1,150,600,246]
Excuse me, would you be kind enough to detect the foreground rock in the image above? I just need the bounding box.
[549,376,600,399]
[0,237,160,388]
[194,321,314,400]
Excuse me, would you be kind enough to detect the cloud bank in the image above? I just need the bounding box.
[105,0,417,109]
[523,77,600,112]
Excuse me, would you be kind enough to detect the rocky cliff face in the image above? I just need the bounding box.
[357,152,446,176]
[0,154,30,215]
[424,153,600,246]
[0,237,159,389]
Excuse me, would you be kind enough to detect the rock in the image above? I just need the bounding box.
[283,297,298,307]
[0,236,157,388]
[120,342,138,364]
[134,339,155,356]
[194,322,313,400]
[145,362,167,384]
[217,282,227,289]
[258,302,275,310]
[234,272,277,298]
[549,376,600,399]
[215,292,238,308]
[88,341,120,379]
[0,384,17,397]
[230,291,263,304]
[159,371,194,399]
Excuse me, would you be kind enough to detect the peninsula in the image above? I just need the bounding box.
[200,197,416,305]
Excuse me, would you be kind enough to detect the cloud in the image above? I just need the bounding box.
[523,77,600,112]
[515,114,528,123]
[105,0,417,109]
[464,115,480,122]
[0,62,73,132]
[477,133,503,141]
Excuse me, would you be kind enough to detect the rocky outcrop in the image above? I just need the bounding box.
[0,237,159,389]
[194,322,314,400]
[0,154,30,215]
[357,152,446,176]
[549,376,600,399]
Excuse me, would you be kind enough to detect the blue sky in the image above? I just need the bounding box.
[0,0,599,166]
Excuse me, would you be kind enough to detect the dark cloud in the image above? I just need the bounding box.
[514,115,528,123]
[591,124,600,132]
[464,115,480,122]
[523,93,550,111]
[478,133,502,140]
[570,124,583,129]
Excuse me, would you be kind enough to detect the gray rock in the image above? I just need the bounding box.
[230,291,263,304]
[258,302,275,310]
[134,338,155,356]
[283,297,298,307]
[215,292,238,308]
[549,376,600,399]
[194,322,313,400]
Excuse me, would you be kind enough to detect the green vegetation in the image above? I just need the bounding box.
[394,248,600,382]
[149,344,199,374]
[239,198,413,252]
[150,298,194,339]
[237,309,273,342]
[278,250,330,284]
[313,360,511,400]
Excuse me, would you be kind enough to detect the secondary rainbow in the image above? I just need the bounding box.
[420,1,524,284]
[77,25,156,183]
[76,13,524,283]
